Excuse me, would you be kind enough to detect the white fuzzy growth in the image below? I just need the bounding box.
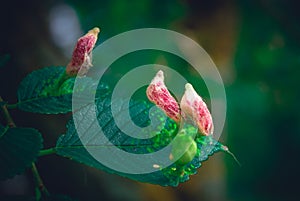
[150,70,164,85]
[180,83,213,135]
[184,83,202,102]
[180,83,201,117]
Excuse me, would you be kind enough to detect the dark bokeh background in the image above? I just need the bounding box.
[1,0,300,200]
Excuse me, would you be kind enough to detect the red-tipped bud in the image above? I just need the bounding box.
[146,70,181,122]
[66,27,100,76]
[180,83,214,135]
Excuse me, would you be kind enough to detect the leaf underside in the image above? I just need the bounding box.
[0,125,43,180]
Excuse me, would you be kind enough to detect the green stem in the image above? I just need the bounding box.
[31,163,49,197]
[0,96,50,199]
[39,147,57,156]
[0,96,16,127]
[6,103,18,109]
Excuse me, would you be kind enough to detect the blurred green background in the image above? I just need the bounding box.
[1,0,300,200]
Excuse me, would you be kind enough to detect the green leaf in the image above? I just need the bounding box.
[16,66,109,114]
[0,125,43,180]
[56,98,226,186]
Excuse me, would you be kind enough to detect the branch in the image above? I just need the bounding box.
[0,96,50,198]
[0,96,16,127]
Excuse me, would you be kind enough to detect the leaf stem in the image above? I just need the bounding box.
[39,147,57,156]
[0,96,16,127]
[6,103,18,109]
[31,162,49,196]
[0,96,50,198]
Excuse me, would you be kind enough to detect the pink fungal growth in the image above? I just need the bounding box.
[66,27,100,76]
[180,83,214,136]
[146,70,181,122]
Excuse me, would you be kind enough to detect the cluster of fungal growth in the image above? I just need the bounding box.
[147,70,214,165]
[66,27,100,76]
[146,70,213,136]
[146,70,181,123]
[65,28,214,166]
